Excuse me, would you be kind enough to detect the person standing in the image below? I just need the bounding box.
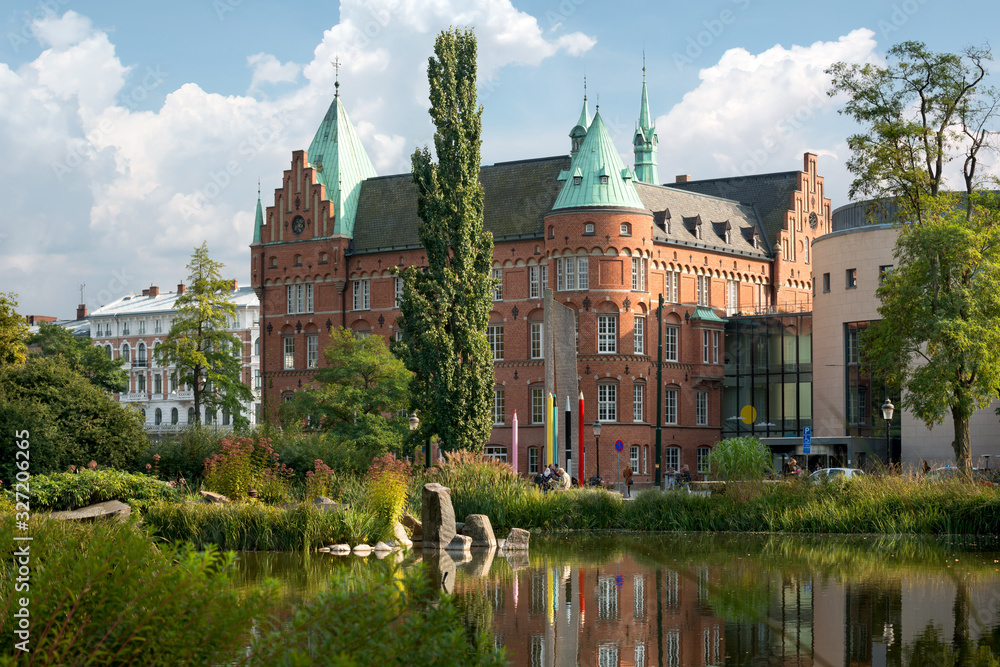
[623,465,633,497]
[665,466,676,490]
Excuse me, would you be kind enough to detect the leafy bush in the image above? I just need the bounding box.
[0,516,265,665]
[142,426,223,482]
[246,561,506,666]
[304,459,335,501]
[4,468,178,511]
[202,434,292,502]
[365,454,413,540]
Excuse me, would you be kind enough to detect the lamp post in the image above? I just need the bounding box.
[984,454,991,470]
[409,413,425,468]
[881,397,895,470]
[592,419,602,483]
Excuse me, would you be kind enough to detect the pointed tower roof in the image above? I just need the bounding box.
[307,88,377,237]
[252,183,263,244]
[633,61,659,185]
[638,66,652,131]
[554,110,645,210]
[569,79,591,157]
[573,95,591,134]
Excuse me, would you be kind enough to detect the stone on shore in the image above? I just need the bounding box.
[462,514,497,548]
[421,483,456,549]
[445,534,473,552]
[503,527,530,550]
[393,521,413,548]
[401,513,422,543]
[353,544,373,556]
[329,544,351,555]
[313,497,350,512]
[50,500,131,522]
[198,491,230,504]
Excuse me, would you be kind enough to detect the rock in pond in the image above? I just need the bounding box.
[50,500,131,522]
[420,483,456,549]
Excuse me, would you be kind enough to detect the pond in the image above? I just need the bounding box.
[235,533,1000,666]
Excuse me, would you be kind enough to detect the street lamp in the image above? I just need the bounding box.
[592,419,602,483]
[881,397,895,469]
[984,454,991,470]
[409,413,426,468]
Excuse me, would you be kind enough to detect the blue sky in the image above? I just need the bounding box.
[2,0,998,317]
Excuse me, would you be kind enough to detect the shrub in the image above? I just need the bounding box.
[142,426,223,482]
[202,434,292,502]
[4,468,178,511]
[304,459,335,501]
[0,515,265,665]
[365,454,413,540]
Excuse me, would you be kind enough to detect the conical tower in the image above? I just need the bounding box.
[569,79,591,156]
[554,109,644,210]
[633,62,658,185]
[251,182,263,244]
[307,73,377,238]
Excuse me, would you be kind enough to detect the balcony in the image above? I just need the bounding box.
[120,392,150,402]
[132,360,148,368]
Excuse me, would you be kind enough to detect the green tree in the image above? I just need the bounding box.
[156,243,252,427]
[708,436,773,481]
[0,355,148,484]
[28,320,127,392]
[396,28,495,455]
[0,292,28,367]
[829,42,1000,469]
[281,327,412,453]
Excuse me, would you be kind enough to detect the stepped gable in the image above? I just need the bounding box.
[635,182,768,257]
[664,171,798,250]
[350,155,570,253]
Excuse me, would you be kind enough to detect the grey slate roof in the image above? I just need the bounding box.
[351,156,570,253]
[635,183,769,258]
[663,171,799,248]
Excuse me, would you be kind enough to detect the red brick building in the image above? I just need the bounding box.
[252,77,830,484]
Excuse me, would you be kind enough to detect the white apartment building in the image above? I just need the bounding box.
[88,282,261,432]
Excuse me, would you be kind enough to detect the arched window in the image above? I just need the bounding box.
[105,345,113,358]
[187,407,195,424]
[137,342,146,367]
[140,408,146,422]
[254,337,260,356]
[171,408,179,425]
[154,408,162,425]
[122,343,130,362]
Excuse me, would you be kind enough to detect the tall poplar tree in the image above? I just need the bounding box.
[828,42,1000,469]
[156,243,253,427]
[396,28,495,454]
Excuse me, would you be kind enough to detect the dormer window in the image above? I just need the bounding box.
[600,175,609,185]
[725,229,731,244]
[584,223,595,235]
[573,176,582,185]
[753,233,760,250]
[695,223,702,240]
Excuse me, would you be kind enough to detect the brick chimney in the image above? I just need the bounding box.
[76,304,88,320]
[149,285,159,297]
[231,279,238,291]
[177,283,185,295]
[141,288,149,296]
[675,174,691,183]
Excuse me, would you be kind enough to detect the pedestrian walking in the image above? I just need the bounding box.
[623,465,633,497]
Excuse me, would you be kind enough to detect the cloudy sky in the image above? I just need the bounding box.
[2,0,998,317]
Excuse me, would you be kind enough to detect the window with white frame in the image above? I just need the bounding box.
[630,445,639,473]
[154,373,162,395]
[138,321,146,334]
[531,387,544,423]
[487,324,503,361]
[528,447,539,474]
[633,383,644,422]
[664,446,680,471]
[307,334,319,369]
[485,445,507,462]
[352,280,370,310]
[154,319,161,334]
[697,275,710,306]
[697,446,711,474]
[287,284,314,314]
[137,374,146,392]
[492,268,503,301]
[713,330,720,364]
[597,315,616,353]
[395,277,403,307]
[530,322,543,359]
[665,270,680,303]
[598,644,619,667]
[620,222,631,235]
[635,644,647,667]
[665,630,680,667]
[283,336,295,369]
[703,330,711,363]
[597,576,619,619]
[493,387,505,425]
[631,257,647,291]
[598,383,617,421]
[122,322,129,335]
[696,391,708,425]
[254,369,261,390]
[633,316,644,354]
[122,343,130,362]
[529,265,548,299]
[665,388,677,424]
[556,257,588,291]
[726,280,738,316]
[665,325,678,362]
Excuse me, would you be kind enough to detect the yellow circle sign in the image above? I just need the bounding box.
[740,405,757,425]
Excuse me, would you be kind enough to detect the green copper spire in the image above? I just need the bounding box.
[554,110,645,210]
[569,78,590,156]
[252,182,263,244]
[633,61,659,185]
[307,77,377,238]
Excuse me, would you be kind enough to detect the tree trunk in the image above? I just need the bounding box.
[952,405,971,470]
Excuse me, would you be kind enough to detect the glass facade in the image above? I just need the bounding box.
[723,314,813,438]
[844,321,900,442]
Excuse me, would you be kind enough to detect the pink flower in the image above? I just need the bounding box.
[88,460,98,470]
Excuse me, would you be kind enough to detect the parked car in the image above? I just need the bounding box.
[808,467,866,483]
[926,466,991,482]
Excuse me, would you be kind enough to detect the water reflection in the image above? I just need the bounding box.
[234,534,1000,666]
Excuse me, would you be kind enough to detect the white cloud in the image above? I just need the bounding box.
[247,53,301,95]
[657,29,879,197]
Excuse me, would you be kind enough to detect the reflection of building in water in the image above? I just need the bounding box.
[725,573,815,666]
[456,555,725,667]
